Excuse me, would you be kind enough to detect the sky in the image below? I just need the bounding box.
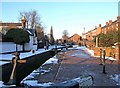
[1,1,119,39]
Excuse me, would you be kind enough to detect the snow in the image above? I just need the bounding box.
[21,54,59,85]
[0,81,5,87]
[0,45,61,66]
[0,61,9,66]
[42,56,58,65]
[105,57,117,61]
[86,49,94,56]
[21,68,50,81]
[72,46,94,56]
[69,45,86,50]
[0,46,93,66]
[2,45,117,87]
[110,74,120,85]
[65,75,93,86]
[69,46,94,56]
[40,69,50,75]
[23,80,54,87]
[0,49,45,66]
[22,76,93,87]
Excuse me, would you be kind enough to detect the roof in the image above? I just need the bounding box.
[69,33,81,39]
[83,28,97,35]
[102,20,117,29]
[0,23,22,26]
[84,19,118,35]
[26,29,36,36]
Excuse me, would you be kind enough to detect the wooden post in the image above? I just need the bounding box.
[99,48,102,65]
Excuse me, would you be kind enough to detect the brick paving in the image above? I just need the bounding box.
[38,49,120,87]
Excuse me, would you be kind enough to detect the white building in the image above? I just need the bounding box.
[0,28,37,53]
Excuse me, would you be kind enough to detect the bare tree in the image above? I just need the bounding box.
[62,30,69,43]
[36,26,44,41]
[19,10,42,29]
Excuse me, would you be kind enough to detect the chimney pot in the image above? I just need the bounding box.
[117,16,120,20]
[106,22,109,25]
[109,20,112,24]
[99,24,101,27]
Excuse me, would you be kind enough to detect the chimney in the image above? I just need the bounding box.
[106,22,109,25]
[95,26,97,29]
[117,16,120,22]
[109,20,112,24]
[99,24,101,27]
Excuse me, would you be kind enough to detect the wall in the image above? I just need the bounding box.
[91,47,115,57]
[69,34,81,44]
[91,43,120,61]
[114,43,120,61]
[0,42,33,53]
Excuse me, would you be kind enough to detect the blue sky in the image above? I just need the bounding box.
[1,2,119,39]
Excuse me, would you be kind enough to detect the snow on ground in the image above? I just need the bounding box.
[110,74,120,85]
[86,48,94,56]
[42,56,58,65]
[0,45,61,66]
[1,45,116,87]
[60,75,93,86]
[21,55,59,81]
[21,46,94,87]
[23,80,54,87]
[70,46,94,56]
[105,56,117,61]
[0,61,10,66]
[0,81,5,87]
[0,48,45,60]
[21,55,59,86]
[73,46,94,56]
[0,49,44,66]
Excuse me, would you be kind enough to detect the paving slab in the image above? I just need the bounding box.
[38,49,120,87]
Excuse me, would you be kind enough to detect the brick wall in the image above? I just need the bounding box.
[91,44,120,61]
[91,47,115,57]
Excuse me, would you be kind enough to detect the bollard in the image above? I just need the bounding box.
[99,48,103,65]
[102,49,107,74]
[32,50,35,53]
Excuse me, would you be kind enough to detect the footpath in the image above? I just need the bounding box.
[37,48,120,87]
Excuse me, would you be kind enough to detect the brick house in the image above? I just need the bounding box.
[83,16,120,42]
[102,19,118,34]
[0,22,22,34]
[68,33,82,45]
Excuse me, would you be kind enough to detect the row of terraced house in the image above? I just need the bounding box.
[83,16,120,47]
